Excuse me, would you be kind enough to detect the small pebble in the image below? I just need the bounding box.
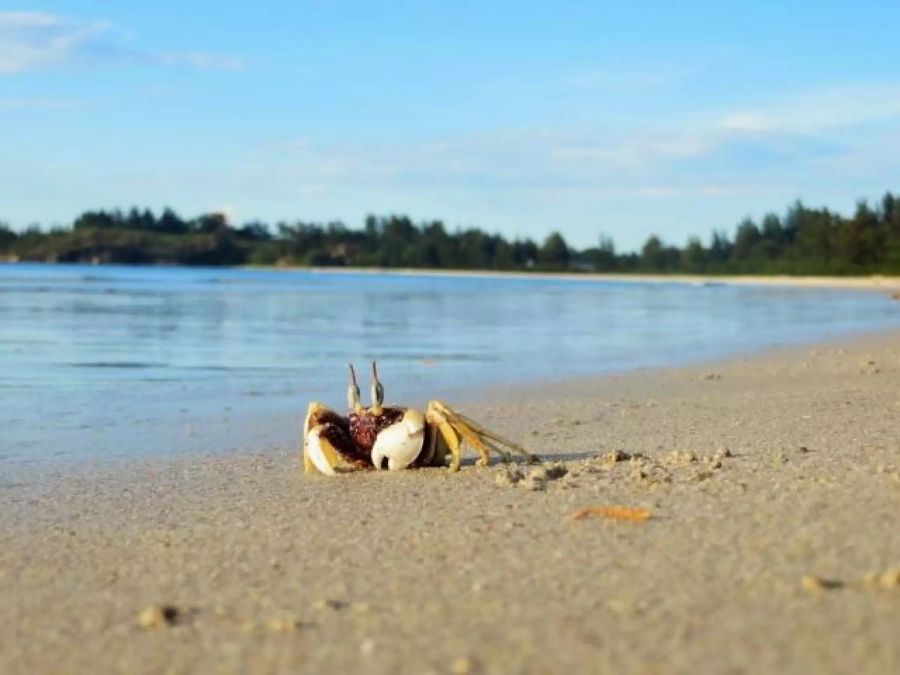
[451,656,474,674]
[529,466,549,481]
[801,576,823,592]
[602,449,631,463]
[559,474,579,489]
[665,450,696,465]
[544,461,568,479]
[494,465,525,487]
[801,576,842,592]
[267,617,301,632]
[522,473,547,491]
[878,568,900,588]
[137,605,179,629]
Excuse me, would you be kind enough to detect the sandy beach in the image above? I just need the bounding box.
[296,266,900,294]
[2,331,900,674]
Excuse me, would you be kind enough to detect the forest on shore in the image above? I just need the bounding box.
[2,191,900,275]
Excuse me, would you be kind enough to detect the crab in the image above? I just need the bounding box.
[302,362,539,475]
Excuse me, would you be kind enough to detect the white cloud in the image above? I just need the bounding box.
[271,82,900,206]
[155,51,244,71]
[717,113,777,133]
[0,11,64,29]
[0,11,242,74]
[714,84,900,135]
[0,12,108,73]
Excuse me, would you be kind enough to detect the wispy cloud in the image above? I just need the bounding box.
[271,82,900,203]
[712,84,900,135]
[0,10,242,74]
[0,12,108,73]
[0,95,85,110]
[154,51,244,71]
[562,61,699,93]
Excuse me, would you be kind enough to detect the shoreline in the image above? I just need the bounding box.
[262,264,900,292]
[5,260,900,292]
[3,330,900,673]
[6,325,900,482]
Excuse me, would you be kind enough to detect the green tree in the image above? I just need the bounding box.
[708,230,732,268]
[236,221,271,242]
[538,232,570,270]
[732,218,762,262]
[641,235,664,270]
[192,212,229,235]
[839,200,884,269]
[73,210,116,230]
[0,222,17,250]
[681,237,707,273]
[759,213,784,260]
[591,234,617,271]
[158,208,188,234]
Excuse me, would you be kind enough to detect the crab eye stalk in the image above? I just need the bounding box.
[347,363,362,411]
[371,360,385,413]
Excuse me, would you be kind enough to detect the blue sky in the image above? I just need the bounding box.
[2,1,900,250]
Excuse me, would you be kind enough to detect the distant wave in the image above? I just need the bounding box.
[68,361,167,369]
[78,274,117,283]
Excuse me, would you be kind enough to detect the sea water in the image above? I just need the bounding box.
[1,263,898,465]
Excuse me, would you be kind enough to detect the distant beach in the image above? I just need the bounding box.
[2,330,899,673]
[293,265,900,292]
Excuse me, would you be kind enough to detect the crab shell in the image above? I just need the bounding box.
[348,405,431,471]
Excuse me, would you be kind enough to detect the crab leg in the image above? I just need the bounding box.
[431,408,492,468]
[427,400,540,469]
[432,401,538,462]
[427,410,465,472]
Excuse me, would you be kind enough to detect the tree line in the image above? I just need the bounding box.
[1,192,900,274]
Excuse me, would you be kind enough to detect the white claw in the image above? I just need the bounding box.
[371,413,425,471]
[304,428,336,476]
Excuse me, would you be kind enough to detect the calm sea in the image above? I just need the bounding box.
[2,263,898,466]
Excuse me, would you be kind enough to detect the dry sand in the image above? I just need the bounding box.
[2,332,900,674]
[297,266,900,293]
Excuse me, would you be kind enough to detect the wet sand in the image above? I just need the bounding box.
[2,331,900,674]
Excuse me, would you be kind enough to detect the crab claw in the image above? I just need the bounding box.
[371,410,425,471]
